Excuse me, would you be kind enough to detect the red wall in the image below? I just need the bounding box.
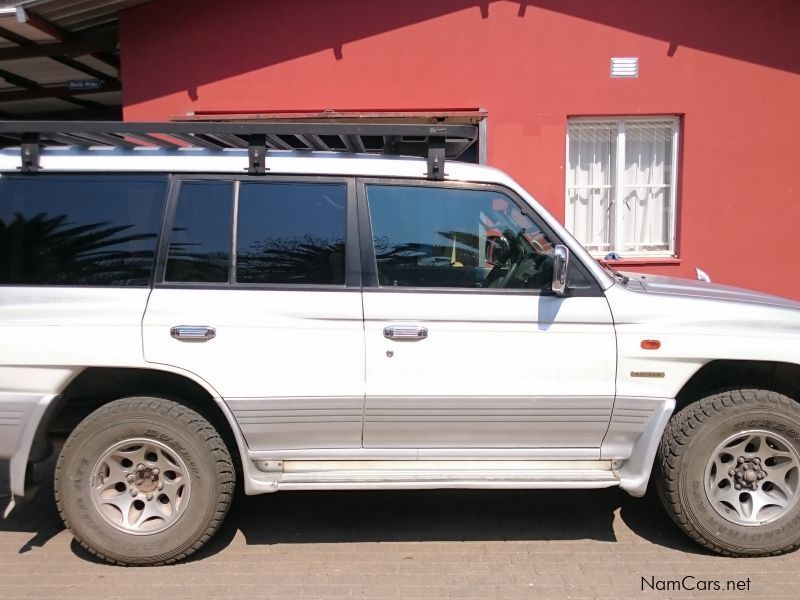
[120,0,800,298]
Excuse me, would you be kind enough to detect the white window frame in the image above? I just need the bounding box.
[565,116,680,259]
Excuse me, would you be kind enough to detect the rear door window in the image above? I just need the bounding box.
[162,179,347,286]
[164,181,233,283]
[236,182,346,285]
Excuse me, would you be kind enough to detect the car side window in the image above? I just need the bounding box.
[366,184,558,290]
[0,174,167,286]
[163,179,347,286]
[165,181,233,283]
[236,182,346,285]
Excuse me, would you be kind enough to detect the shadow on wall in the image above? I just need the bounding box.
[121,0,800,106]
[521,0,800,73]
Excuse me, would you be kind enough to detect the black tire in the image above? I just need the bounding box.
[54,396,235,566]
[657,389,800,556]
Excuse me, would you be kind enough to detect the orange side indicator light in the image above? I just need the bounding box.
[641,339,661,350]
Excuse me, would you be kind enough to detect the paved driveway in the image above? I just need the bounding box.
[1,456,798,599]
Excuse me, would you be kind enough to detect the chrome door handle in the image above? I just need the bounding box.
[170,325,216,341]
[383,325,428,341]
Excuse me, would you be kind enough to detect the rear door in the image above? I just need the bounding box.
[359,180,617,450]
[143,176,364,450]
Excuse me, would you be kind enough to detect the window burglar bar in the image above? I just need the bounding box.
[566,117,679,258]
[0,121,479,179]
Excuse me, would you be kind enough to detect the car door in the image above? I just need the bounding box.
[143,176,365,450]
[359,180,617,450]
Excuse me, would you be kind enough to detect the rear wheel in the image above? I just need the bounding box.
[54,396,235,565]
[657,389,800,556]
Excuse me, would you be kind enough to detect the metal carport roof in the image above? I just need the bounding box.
[0,0,154,119]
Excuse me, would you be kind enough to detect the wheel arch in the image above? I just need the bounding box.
[618,360,800,499]
[674,360,800,413]
[30,366,247,483]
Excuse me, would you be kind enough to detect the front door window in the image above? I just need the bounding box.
[366,185,557,291]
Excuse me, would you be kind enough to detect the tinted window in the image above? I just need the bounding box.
[0,174,166,286]
[367,185,558,290]
[236,182,346,285]
[165,181,232,283]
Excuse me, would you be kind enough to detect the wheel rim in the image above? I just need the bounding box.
[89,438,192,535]
[704,429,800,526]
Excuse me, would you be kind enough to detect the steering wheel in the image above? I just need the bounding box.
[482,236,525,289]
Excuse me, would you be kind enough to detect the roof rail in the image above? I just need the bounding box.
[0,121,479,179]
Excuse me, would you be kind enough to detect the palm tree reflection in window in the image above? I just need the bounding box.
[237,235,345,285]
[373,229,484,287]
[165,228,230,283]
[0,212,158,286]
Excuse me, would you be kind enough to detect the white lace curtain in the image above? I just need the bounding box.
[567,119,675,256]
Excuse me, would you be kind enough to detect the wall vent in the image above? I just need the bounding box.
[610,57,638,78]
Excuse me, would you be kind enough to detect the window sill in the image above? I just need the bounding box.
[598,257,681,267]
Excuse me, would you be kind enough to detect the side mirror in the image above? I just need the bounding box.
[552,245,569,295]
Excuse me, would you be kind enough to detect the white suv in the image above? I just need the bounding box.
[1,122,799,565]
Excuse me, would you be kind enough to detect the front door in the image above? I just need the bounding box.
[143,176,364,450]
[359,181,616,450]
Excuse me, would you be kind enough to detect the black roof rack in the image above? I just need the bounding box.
[0,121,479,180]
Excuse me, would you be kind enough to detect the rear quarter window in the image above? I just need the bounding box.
[0,174,168,286]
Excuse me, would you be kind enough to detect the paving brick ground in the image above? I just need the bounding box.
[1,456,798,599]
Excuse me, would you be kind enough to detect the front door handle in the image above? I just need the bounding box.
[170,325,216,341]
[383,325,428,341]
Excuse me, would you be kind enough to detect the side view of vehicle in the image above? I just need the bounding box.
[1,122,799,565]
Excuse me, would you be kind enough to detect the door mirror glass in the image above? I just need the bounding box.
[552,245,569,295]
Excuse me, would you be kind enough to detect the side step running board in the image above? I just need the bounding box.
[277,470,619,491]
[250,460,620,492]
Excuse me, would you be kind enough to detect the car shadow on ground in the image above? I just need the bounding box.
[0,456,706,564]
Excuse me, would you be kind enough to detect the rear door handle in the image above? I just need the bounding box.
[383,325,428,341]
[170,325,216,341]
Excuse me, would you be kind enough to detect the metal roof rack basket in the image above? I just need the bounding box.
[0,120,479,180]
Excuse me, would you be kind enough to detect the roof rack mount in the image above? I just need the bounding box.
[20,133,40,174]
[0,121,479,179]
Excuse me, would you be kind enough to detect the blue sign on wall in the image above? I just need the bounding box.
[67,80,104,91]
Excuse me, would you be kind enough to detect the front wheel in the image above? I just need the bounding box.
[657,389,800,556]
[54,396,235,565]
